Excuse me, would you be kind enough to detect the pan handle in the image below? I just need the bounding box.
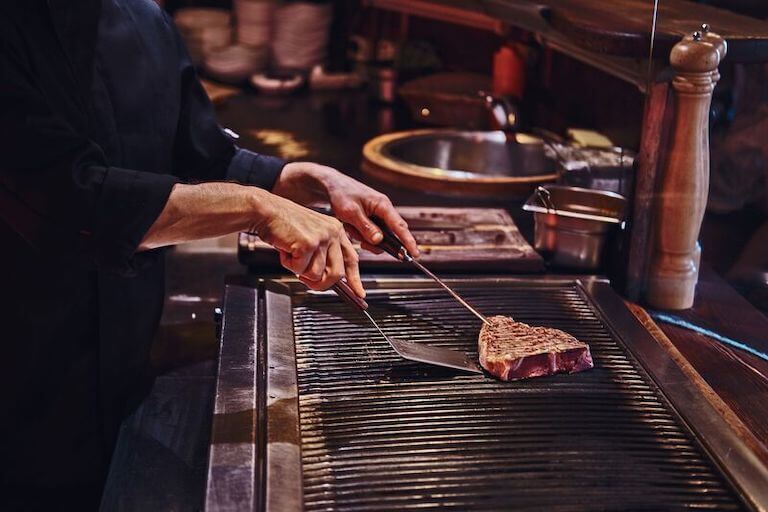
[332,280,369,311]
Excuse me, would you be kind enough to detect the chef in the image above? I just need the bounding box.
[0,0,418,508]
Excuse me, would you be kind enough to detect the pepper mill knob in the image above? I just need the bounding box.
[670,30,723,74]
[696,25,727,63]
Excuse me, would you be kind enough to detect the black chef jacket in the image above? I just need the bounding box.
[0,0,284,492]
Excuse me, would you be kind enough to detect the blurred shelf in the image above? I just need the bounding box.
[366,0,768,91]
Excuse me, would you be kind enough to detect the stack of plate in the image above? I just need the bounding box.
[272,2,332,71]
[174,8,232,66]
[249,71,305,94]
[204,44,269,84]
[234,0,274,48]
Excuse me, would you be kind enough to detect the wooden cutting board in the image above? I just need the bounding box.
[238,207,544,273]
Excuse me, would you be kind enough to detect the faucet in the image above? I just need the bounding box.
[479,91,570,166]
[478,91,521,132]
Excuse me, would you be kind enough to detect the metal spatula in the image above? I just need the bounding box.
[332,280,482,374]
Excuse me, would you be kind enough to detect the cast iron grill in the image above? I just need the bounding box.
[292,283,743,511]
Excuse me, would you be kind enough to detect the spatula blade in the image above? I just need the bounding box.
[388,337,483,374]
[363,311,482,374]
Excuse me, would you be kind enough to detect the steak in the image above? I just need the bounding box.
[478,315,594,381]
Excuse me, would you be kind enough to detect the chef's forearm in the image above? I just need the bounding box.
[138,182,272,251]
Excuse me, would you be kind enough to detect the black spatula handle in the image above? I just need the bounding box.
[332,280,369,311]
[370,216,409,261]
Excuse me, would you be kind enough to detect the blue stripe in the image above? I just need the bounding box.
[649,311,768,363]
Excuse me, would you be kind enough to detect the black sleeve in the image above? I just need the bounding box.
[0,21,179,276]
[167,13,285,190]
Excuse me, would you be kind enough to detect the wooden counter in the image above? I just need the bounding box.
[655,268,768,454]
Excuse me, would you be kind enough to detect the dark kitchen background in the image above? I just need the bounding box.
[98,1,768,510]
[157,0,767,311]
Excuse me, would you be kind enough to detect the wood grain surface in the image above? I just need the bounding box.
[627,302,768,466]
[625,81,671,301]
[371,0,768,62]
[546,0,768,61]
[654,268,768,454]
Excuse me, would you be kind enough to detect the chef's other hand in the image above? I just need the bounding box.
[272,162,420,257]
[254,194,364,297]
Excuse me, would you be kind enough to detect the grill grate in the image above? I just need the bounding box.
[291,283,744,511]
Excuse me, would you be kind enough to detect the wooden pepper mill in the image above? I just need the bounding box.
[645,27,727,310]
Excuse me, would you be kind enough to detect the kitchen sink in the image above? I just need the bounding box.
[362,129,558,198]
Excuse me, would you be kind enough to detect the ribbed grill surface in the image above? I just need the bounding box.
[292,284,743,511]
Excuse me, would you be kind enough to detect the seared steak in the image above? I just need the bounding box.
[479,315,594,381]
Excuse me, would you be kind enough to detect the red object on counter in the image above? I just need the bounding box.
[493,43,527,99]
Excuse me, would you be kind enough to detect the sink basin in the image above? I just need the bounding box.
[362,129,558,198]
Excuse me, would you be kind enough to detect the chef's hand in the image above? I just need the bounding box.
[271,162,420,257]
[254,193,364,297]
